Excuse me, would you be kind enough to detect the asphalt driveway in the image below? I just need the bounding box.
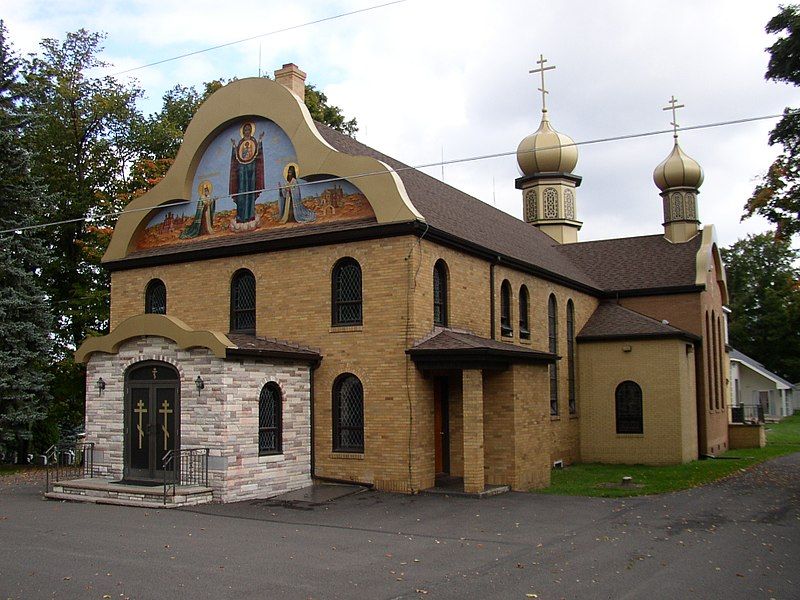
[1,453,798,599]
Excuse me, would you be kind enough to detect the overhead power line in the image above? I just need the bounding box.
[113,0,409,76]
[0,112,786,236]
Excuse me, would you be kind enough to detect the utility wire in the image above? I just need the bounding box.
[113,0,408,76]
[0,112,786,236]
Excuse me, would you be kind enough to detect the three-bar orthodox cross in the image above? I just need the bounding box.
[663,95,685,139]
[529,54,556,113]
[134,399,147,450]
[159,399,173,449]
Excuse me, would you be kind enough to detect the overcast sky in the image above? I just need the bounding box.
[5,0,797,248]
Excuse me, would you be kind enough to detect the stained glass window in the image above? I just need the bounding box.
[433,260,448,327]
[145,279,167,315]
[333,374,364,452]
[332,259,362,326]
[616,381,643,434]
[259,383,282,455]
[231,269,256,332]
[500,280,512,337]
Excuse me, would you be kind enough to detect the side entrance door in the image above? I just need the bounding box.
[433,377,450,475]
[125,363,180,481]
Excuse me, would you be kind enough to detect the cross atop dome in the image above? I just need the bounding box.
[529,54,556,114]
[662,95,685,139]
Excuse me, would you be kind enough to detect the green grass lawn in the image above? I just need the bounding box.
[539,414,800,497]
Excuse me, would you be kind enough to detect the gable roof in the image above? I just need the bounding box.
[729,348,793,389]
[577,301,699,342]
[556,233,703,294]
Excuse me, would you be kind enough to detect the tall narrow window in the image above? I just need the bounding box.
[258,383,282,455]
[145,279,167,314]
[548,294,559,416]
[230,269,256,332]
[519,285,530,340]
[433,260,448,327]
[332,258,362,326]
[333,374,364,452]
[712,312,719,410]
[717,314,725,410]
[705,311,713,411]
[500,280,512,337]
[616,381,643,434]
[566,299,576,415]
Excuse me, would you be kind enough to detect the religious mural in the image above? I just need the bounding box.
[135,117,375,250]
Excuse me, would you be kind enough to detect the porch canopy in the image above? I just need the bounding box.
[406,329,557,372]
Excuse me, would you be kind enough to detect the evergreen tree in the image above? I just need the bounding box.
[0,22,53,461]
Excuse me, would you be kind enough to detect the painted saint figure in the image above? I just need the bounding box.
[229,121,265,230]
[180,180,216,239]
[278,163,317,224]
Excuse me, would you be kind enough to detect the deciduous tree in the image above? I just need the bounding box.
[722,233,800,382]
[744,5,800,238]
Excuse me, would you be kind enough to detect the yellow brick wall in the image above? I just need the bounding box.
[578,338,698,464]
[619,254,729,456]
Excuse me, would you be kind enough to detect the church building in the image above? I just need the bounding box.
[73,63,730,503]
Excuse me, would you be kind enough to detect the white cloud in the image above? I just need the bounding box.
[4,0,796,249]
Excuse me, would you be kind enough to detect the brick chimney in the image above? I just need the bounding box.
[274,63,307,102]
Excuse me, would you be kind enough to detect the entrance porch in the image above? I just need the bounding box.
[408,329,556,495]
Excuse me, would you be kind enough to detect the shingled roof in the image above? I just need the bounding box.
[556,233,702,294]
[315,124,603,289]
[577,302,699,342]
[226,333,320,363]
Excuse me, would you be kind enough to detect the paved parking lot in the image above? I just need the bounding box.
[1,454,798,599]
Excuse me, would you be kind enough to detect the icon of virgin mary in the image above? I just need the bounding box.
[229,121,264,230]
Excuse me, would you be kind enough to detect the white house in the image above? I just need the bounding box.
[729,349,795,420]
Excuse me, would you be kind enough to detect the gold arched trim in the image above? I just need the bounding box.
[104,77,422,262]
[75,314,232,363]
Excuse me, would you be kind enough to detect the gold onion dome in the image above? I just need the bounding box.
[653,141,704,191]
[516,112,579,176]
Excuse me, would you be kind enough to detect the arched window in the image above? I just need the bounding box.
[500,280,512,337]
[332,258,362,326]
[258,382,282,455]
[717,314,725,410]
[433,260,448,327]
[712,312,720,409]
[230,269,256,332]
[705,311,713,411]
[333,374,364,452]
[145,279,167,315]
[566,299,576,414]
[616,381,643,434]
[548,294,559,416]
[519,285,530,340]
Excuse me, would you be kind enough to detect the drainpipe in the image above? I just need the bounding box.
[489,257,499,340]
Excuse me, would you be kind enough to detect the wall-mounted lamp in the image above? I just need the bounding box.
[195,375,205,393]
[96,377,106,395]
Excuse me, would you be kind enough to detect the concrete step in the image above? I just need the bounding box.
[45,478,214,508]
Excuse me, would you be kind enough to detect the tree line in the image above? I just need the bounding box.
[0,24,357,461]
[1,8,799,461]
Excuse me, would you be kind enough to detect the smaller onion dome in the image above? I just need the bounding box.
[653,141,704,191]
[517,113,579,176]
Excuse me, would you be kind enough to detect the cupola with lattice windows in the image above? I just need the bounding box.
[653,97,704,243]
[514,55,582,244]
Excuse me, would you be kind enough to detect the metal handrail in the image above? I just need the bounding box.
[731,404,765,424]
[44,442,95,493]
[162,447,210,505]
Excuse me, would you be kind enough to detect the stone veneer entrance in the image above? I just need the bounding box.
[84,335,313,503]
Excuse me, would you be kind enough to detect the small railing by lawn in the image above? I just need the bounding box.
[162,448,210,505]
[731,404,765,424]
[44,442,95,493]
